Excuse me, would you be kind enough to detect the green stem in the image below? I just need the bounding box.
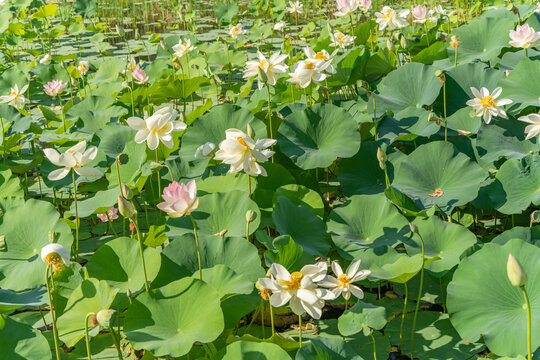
[269,303,275,338]
[106,213,118,237]
[72,169,79,259]
[155,149,161,200]
[84,313,94,360]
[248,175,252,199]
[0,116,6,166]
[261,301,265,339]
[400,282,408,355]
[46,265,61,360]
[443,81,447,142]
[298,315,302,348]
[266,85,274,162]
[133,218,150,292]
[370,331,377,360]
[57,94,65,132]
[411,232,425,360]
[110,328,123,360]
[189,214,203,280]
[38,306,47,329]
[521,286,532,360]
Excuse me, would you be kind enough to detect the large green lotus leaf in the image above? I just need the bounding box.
[192,265,253,299]
[155,233,264,287]
[86,237,161,293]
[499,58,540,110]
[197,172,254,195]
[105,140,147,188]
[295,337,363,360]
[392,141,487,214]
[495,154,540,214]
[476,120,540,162]
[338,300,387,337]
[212,341,292,360]
[67,96,127,134]
[89,59,124,85]
[0,315,52,360]
[492,227,540,246]
[326,47,370,87]
[124,277,224,358]
[446,107,482,134]
[376,108,440,144]
[404,217,477,275]
[272,184,324,218]
[447,17,514,64]
[328,194,410,257]
[0,166,23,198]
[0,287,47,313]
[447,239,540,357]
[358,246,423,283]
[272,196,330,256]
[69,188,120,218]
[385,311,484,359]
[277,103,360,170]
[179,104,266,161]
[338,141,388,196]
[264,235,313,273]
[57,279,118,347]
[0,199,72,291]
[370,62,442,114]
[96,123,136,159]
[167,190,260,238]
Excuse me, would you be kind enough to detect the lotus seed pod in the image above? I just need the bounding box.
[246,210,257,223]
[96,309,116,328]
[507,253,527,287]
[122,184,133,200]
[118,196,136,219]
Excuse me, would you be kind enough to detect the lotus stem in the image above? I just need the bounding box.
[72,169,79,259]
[133,218,150,291]
[261,301,265,338]
[424,23,430,46]
[110,328,123,360]
[189,214,203,280]
[248,175,252,199]
[46,265,61,360]
[411,231,425,360]
[155,149,161,201]
[345,299,348,311]
[443,81,447,142]
[521,285,532,360]
[269,302,275,338]
[106,213,118,237]
[298,315,303,348]
[84,313,93,360]
[57,94,65,132]
[0,115,6,166]
[266,85,275,162]
[400,282,408,355]
[370,330,378,360]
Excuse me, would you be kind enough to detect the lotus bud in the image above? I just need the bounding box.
[409,223,419,234]
[377,147,386,170]
[450,35,460,48]
[386,38,395,52]
[122,184,133,200]
[435,70,445,83]
[118,196,136,219]
[246,210,257,223]
[400,34,409,49]
[115,25,125,37]
[246,124,254,139]
[507,253,527,287]
[96,309,116,328]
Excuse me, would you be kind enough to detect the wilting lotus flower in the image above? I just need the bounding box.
[287,59,333,88]
[335,0,359,17]
[243,51,288,90]
[274,21,286,31]
[319,260,371,300]
[0,84,29,109]
[375,6,409,31]
[286,0,303,14]
[132,67,149,84]
[195,142,216,158]
[329,30,356,48]
[518,113,540,141]
[304,47,336,73]
[127,107,187,150]
[40,54,52,65]
[44,141,103,180]
[157,180,200,217]
[41,243,70,270]
[227,23,247,39]
[214,127,276,177]
[97,207,119,222]
[172,38,195,58]
[466,87,512,124]
[507,253,527,287]
[412,5,428,23]
[509,24,540,49]
[78,61,90,75]
[43,80,67,97]
[258,262,335,319]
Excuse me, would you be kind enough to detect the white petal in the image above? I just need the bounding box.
[48,168,70,181]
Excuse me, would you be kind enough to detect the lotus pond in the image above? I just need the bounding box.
[1,0,540,359]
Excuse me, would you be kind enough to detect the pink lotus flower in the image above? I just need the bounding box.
[43,80,67,97]
[97,207,119,222]
[132,67,149,84]
[157,180,199,217]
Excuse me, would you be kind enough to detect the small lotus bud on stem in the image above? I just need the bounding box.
[377,147,387,170]
[246,210,257,224]
[122,184,133,200]
[507,253,527,287]
[400,34,409,49]
[96,309,116,328]
[386,38,395,52]
[118,196,137,219]
[409,223,419,234]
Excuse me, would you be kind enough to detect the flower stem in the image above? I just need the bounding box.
[400,282,408,355]
[46,265,61,360]
[248,175,252,199]
[72,169,79,259]
[411,232,425,360]
[0,115,6,166]
[266,85,274,162]
[261,301,265,338]
[298,315,302,348]
[443,81,447,142]
[155,149,161,201]
[269,303,275,338]
[521,285,532,360]
[110,328,123,360]
[84,313,93,360]
[57,94,65,132]
[106,213,118,237]
[133,218,150,292]
[189,214,203,280]
[370,330,378,360]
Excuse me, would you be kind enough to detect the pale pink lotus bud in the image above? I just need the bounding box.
[97,207,119,222]
[43,80,67,97]
[157,180,200,218]
[132,67,149,84]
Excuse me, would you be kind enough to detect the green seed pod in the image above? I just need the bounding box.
[96,309,116,329]
[246,210,257,223]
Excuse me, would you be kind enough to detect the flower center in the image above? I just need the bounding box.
[232,27,239,34]
[45,252,65,271]
[11,91,17,96]
[384,10,393,20]
[337,33,345,41]
[259,59,269,70]
[480,95,496,108]
[237,137,248,147]
[315,51,326,60]
[338,273,351,288]
[305,61,315,70]
[280,271,304,291]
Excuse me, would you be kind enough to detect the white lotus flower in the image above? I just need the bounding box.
[40,54,52,65]
[274,21,286,31]
[195,142,216,158]
[214,128,276,177]
[127,56,138,71]
[375,6,409,31]
[127,107,186,150]
[43,80,67,97]
[0,0,5,6]
[0,84,29,109]
[243,51,288,90]
[304,47,336,73]
[359,0,371,12]
[78,61,90,75]
[335,0,359,17]
[227,23,247,39]
[172,38,195,58]
[518,113,540,141]
[428,5,450,22]
[44,141,103,181]
[329,30,356,48]
[319,260,371,300]
[41,243,70,269]
[258,262,335,319]
[287,59,333,88]
[286,0,303,14]
[466,87,512,124]
[412,5,428,24]
[509,24,540,49]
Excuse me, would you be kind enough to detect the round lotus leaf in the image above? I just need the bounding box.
[0,199,72,291]
[447,239,540,357]
[338,300,387,337]
[357,246,423,283]
[166,190,261,238]
[124,277,224,358]
[404,216,477,275]
[192,264,253,299]
[392,141,488,214]
[492,227,540,246]
[86,237,161,293]
[500,58,540,110]
[277,103,361,170]
[295,337,362,360]
[272,184,324,218]
[0,287,47,314]
[377,108,440,144]
[0,315,52,360]
[495,154,540,215]
[211,341,292,360]
[328,194,410,257]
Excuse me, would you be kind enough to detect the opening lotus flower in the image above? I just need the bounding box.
[78,61,90,75]
[335,0,359,17]
[43,80,67,97]
[41,243,70,270]
[509,24,540,49]
[132,67,149,84]
[97,207,119,222]
[172,38,196,58]
[43,140,103,181]
[274,21,286,31]
[319,260,371,300]
[286,0,303,14]
[287,59,333,88]
[329,30,356,48]
[412,5,428,24]
[40,54,52,65]
[258,262,335,319]
[127,107,187,150]
[157,180,200,218]
[518,113,540,141]
[304,47,336,73]
[0,84,29,109]
[214,127,276,177]
[243,50,288,90]
[375,6,409,31]
[466,87,512,124]
[227,23,247,39]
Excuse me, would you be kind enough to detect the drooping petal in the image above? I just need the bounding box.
[48,168,70,181]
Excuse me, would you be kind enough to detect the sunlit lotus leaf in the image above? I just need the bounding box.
[0,316,52,360]
[296,337,362,360]
[338,300,387,337]
[500,58,540,110]
[212,341,291,360]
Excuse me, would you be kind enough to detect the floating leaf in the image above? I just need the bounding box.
[338,300,387,336]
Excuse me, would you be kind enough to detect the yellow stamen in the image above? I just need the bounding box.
[305,61,315,70]
[280,271,304,291]
[315,51,326,60]
[480,95,496,108]
[338,273,351,288]
[237,137,248,147]
[45,253,65,272]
